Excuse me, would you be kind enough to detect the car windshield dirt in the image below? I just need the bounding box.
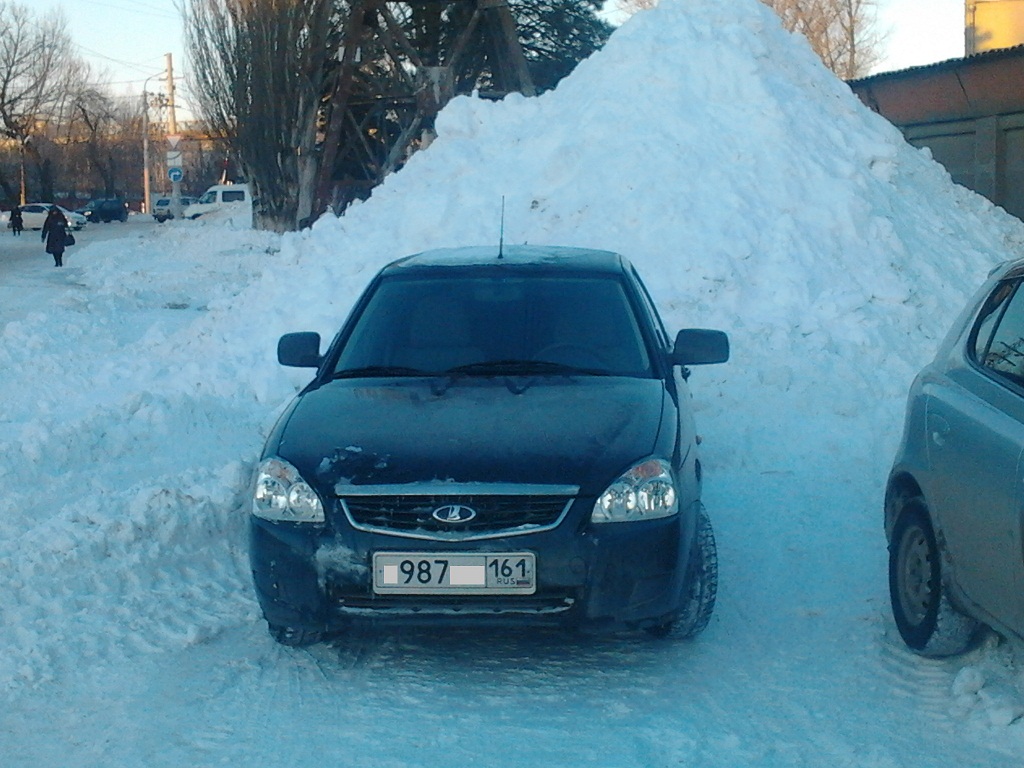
[333,274,654,378]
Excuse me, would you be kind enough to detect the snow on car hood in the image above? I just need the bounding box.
[272,376,668,495]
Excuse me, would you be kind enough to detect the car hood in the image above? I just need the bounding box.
[274,377,668,496]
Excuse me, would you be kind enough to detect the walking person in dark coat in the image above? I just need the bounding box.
[41,206,69,266]
[9,206,23,236]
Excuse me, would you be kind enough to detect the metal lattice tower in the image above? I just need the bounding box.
[315,0,536,213]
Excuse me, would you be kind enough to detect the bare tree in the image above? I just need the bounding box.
[61,78,143,198]
[762,0,882,78]
[183,0,338,232]
[0,1,78,200]
[0,3,146,205]
[72,90,122,196]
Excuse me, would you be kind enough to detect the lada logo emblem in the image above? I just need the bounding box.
[431,504,477,524]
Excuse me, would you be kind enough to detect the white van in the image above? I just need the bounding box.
[182,183,250,219]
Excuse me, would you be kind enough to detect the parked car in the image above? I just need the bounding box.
[16,203,87,231]
[250,245,730,646]
[182,183,249,219]
[152,195,196,223]
[81,198,129,223]
[887,257,1024,656]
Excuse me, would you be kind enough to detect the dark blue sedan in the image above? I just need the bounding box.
[249,246,729,645]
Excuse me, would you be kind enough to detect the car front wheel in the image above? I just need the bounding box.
[888,498,978,657]
[646,506,718,639]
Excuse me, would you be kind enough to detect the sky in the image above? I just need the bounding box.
[35,0,967,107]
[880,0,967,71]
[4,1,1024,763]
[35,0,189,103]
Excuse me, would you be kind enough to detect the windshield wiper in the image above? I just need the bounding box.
[444,360,608,377]
[332,365,431,379]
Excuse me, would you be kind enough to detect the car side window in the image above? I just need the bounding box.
[972,279,1024,385]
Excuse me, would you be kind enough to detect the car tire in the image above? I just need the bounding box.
[888,498,979,657]
[646,506,718,639]
[268,623,323,647]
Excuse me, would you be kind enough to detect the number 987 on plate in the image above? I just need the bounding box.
[373,552,536,595]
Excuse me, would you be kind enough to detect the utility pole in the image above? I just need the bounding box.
[142,91,151,213]
[165,53,178,136]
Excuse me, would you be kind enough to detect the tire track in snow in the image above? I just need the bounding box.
[875,624,962,721]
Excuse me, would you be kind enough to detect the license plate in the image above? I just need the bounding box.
[372,552,536,595]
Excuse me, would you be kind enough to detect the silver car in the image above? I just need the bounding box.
[886,258,1024,656]
[152,196,196,223]
[16,203,87,231]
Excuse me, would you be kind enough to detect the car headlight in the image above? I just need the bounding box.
[252,457,325,523]
[592,459,678,523]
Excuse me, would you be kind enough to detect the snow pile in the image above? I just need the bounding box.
[3,0,1024,763]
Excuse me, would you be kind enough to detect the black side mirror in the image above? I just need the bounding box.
[278,332,322,368]
[671,329,730,366]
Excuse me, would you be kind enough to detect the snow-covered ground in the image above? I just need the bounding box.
[5,0,1024,764]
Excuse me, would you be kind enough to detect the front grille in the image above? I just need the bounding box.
[337,487,577,541]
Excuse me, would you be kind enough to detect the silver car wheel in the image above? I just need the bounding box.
[888,498,979,657]
[895,522,933,627]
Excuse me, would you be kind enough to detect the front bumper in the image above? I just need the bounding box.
[249,500,698,635]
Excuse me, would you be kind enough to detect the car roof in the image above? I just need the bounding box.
[383,245,629,276]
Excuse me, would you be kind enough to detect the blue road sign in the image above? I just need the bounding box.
[168,167,184,182]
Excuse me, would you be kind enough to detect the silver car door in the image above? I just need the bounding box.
[925,280,1024,632]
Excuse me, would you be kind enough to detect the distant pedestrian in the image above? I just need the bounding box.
[9,206,23,236]
[41,206,69,267]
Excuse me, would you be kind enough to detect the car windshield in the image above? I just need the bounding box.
[333,273,654,378]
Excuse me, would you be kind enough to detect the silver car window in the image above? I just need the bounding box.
[975,280,1024,384]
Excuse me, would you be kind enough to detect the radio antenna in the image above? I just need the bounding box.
[498,196,505,259]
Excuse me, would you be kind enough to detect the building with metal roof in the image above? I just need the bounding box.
[849,44,1024,220]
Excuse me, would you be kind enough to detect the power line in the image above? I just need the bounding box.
[42,0,186,83]
[64,0,180,22]
[73,43,169,75]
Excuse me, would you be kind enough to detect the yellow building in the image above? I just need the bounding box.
[967,0,1024,54]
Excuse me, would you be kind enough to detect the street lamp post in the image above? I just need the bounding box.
[165,53,184,221]
[142,91,151,214]
[141,70,166,214]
